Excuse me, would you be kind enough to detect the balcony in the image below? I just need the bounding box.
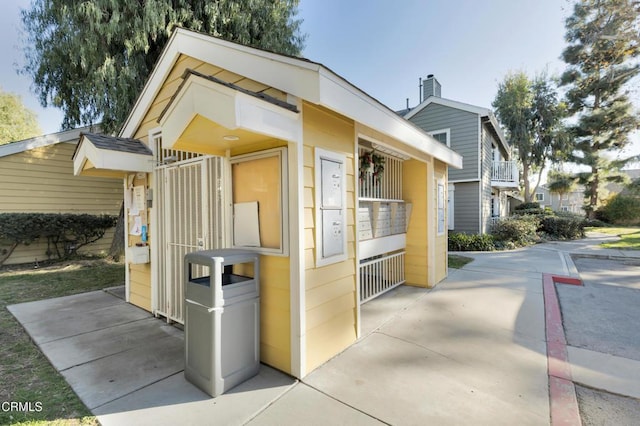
[491,161,519,188]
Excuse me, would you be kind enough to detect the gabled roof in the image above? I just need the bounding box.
[77,133,153,156]
[72,133,153,177]
[120,27,462,169]
[0,125,99,159]
[404,96,510,157]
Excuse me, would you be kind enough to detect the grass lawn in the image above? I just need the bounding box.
[0,259,125,426]
[586,226,640,250]
[448,254,474,269]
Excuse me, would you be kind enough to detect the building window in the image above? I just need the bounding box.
[428,128,450,147]
[535,193,544,202]
[561,206,569,212]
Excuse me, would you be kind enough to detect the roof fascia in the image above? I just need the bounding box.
[404,96,490,120]
[119,28,320,138]
[318,70,462,168]
[0,125,97,159]
[119,28,461,168]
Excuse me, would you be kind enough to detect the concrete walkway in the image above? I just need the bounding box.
[8,233,639,425]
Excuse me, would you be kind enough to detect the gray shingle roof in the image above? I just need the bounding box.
[81,133,153,155]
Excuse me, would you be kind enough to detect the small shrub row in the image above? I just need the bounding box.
[514,201,541,211]
[448,232,495,252]
[448,208,588,252]
[491,216,539,246]
[0,213,117,265]
[538,215,585,239]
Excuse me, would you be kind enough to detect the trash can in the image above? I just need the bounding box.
[184,249,260,397]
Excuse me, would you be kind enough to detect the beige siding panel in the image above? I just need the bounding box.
[306,291,355,330]
[0,143,122,264]
[306,309,356,371]
[301,102,358,373]
[304,208,314,229]
[0,143,122,214]
[258,254,291,373]
[304,229,315,250]
[129,264,151,312]
[403,159,429,287]
[305,275,354,311]
[305,260,355,289]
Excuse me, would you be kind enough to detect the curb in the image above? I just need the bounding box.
[543,273,582,426]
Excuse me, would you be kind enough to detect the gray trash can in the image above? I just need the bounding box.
[184,249,260,397]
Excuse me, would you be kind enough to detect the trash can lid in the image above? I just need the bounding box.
[185,248,259,264]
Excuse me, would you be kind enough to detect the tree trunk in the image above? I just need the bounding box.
[109,202,125,261]
[588,168,599,220]
[522,162,531,202]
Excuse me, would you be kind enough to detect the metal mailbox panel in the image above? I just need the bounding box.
[322,209,344,258]
[320,158,343,208]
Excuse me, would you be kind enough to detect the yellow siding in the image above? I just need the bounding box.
[0,142,122,265]
[259,255,291,372]
[125,53,296,374]
[403,159,430,287]
[126,173,152,311]
[302,102,357,372]
[130,263,152,311]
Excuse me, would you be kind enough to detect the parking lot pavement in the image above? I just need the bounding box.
[559,256,640,425]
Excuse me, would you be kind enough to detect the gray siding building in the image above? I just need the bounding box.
[405,76,519,234]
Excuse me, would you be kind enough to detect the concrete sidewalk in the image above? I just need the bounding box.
[8,233,639,425]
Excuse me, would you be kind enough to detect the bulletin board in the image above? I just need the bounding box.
[231,154,282,250]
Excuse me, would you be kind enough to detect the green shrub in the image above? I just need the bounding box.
[0,213,117,265]
[597,195,640,226]
[490,216,539,246]
[584,218,608,228]
[448,232,495,251]
[514,201,541,211]
[513,207,545,216]
[538,215,586,239]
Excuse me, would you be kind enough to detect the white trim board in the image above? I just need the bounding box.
[119,28,462,169]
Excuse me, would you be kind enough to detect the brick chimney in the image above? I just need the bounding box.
[423,74,441,100]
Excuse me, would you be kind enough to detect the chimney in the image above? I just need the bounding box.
[423,74,441,99]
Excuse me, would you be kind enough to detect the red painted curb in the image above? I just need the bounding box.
[543,273,582,426]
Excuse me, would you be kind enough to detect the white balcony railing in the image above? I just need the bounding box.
[491,161,519,187]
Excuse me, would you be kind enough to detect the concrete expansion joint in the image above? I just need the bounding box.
[91,371,186,411]
[38,316,150,345]
[298,381,392,426]
[374,331,454,362]
[242,379,300,425]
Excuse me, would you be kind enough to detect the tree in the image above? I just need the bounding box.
[546,170,577,209]
[21,0,306,134]
[493,71,569,202]
[560,0,640,219]
[0,88,41,145]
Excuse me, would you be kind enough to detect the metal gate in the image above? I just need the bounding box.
[154,156,226,323]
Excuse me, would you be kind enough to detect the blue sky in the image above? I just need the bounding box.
[1,0,638,160]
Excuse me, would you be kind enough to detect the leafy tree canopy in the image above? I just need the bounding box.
[0,87,42,145]
[493,71,569,202]
[21,0,306,134]
[546,169,578,207]
[560,0,640,217]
